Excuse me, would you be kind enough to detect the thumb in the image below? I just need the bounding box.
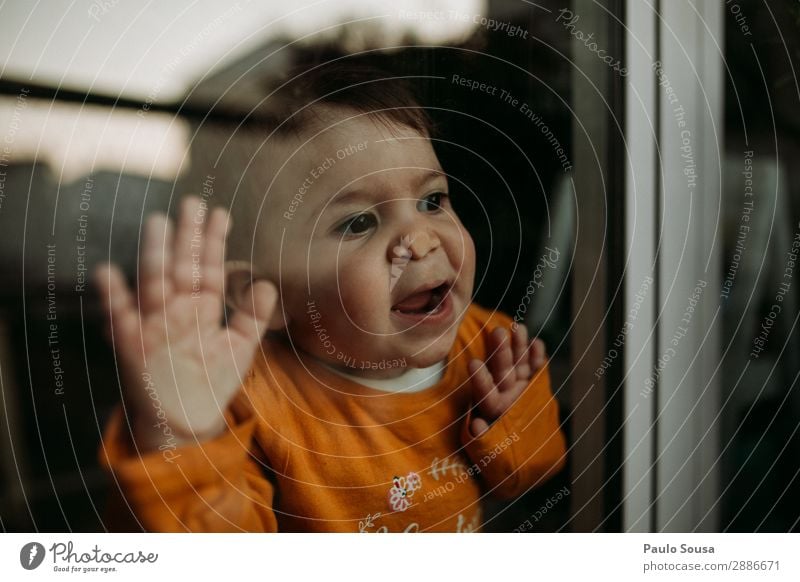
[228,279,278,345]
[469,416,491,438]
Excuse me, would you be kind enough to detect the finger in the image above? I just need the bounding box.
[511,323,528,363]
[469,358,502,420]
[201,207,230,297]
[529,337,547,371]
[94,263,141,353]
[174,196,203,293]
[94,263,119,341]
[139,213,173,314]
[470,416,491,438]
[228,280,278,348]
[512,324,531,381]
[487,327,514,392]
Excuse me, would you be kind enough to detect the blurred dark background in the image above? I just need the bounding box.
[718,0,800,532]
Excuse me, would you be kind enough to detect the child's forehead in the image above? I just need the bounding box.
[272,115,442,189]
[284,111,428,157]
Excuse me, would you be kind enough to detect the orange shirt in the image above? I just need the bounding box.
[100,303,567,532]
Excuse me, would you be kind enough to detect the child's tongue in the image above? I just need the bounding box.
[393,289,434,313]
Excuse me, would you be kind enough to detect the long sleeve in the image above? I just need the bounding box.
[99,404,279,532]
[460,360,567,500]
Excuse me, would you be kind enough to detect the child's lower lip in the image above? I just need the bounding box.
[390,290,454,325]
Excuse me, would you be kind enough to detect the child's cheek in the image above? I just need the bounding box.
[448,224,477,293]
[335,256,388,328]
[305,252,386,331]
[464,234,477,288]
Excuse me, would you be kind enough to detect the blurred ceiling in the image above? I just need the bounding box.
[0,0,484,105]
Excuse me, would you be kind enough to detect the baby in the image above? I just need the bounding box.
[96,63,567,532]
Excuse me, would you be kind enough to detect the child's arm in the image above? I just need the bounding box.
[99,403,280,532]
[462,325,567,499]
[95,196,280,530]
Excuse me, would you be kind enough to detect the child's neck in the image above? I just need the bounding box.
[319,358,446,393]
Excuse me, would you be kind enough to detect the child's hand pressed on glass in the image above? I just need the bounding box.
[468,325,547,437]
[94,196,277,451]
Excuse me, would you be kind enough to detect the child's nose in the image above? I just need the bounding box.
[391,230,441,261]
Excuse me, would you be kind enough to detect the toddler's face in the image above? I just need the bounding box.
[260,110,475,378]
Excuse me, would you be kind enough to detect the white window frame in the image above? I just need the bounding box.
[622,0,723,532]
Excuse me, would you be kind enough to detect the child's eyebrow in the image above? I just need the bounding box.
[328,169,446,208]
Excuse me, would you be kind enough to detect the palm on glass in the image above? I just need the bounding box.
[94,197,277,451]
[468,325,547,437]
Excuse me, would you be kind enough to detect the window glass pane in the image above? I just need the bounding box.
[721,0,800,532]
[0,0,585,532]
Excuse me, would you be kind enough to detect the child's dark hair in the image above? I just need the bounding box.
[265,60,435,139]
[202,59,437,263]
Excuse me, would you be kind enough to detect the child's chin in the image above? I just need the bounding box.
[406,347,451,369]
[410,330,460,366]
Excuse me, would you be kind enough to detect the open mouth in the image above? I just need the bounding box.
[391,282,451,316]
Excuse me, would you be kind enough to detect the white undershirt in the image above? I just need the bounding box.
[321,360,446,393]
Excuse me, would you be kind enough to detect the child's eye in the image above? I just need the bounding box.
[335,213,377,236]
[417,192,448,213]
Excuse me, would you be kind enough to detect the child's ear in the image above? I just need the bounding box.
[224,260,290,331]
